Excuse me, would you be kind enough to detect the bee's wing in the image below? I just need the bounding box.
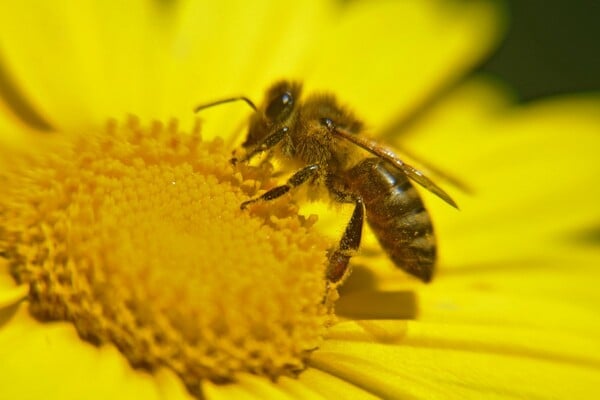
[390,145,473,195]
[393,162,459,209]
[330,124,459,209]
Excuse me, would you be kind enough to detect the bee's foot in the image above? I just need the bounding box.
[240,199,255,210]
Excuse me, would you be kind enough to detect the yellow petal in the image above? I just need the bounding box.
[381,78,600,267]
[0,93,50,162]
[0,303,167,400]
[297,367,380,400]
[314,321,600,399]
[0,0,172,131]
[338,248,600,333]
[203,374,294,400]
[419,285,600,337]
[305,0,505,131]
[0,0,336,134]
[328,320,600,366]
[0,1,504,138]
[0,285,27,310]
[276,376,328,400]
[418,255,600,338]
[165,0,335,139]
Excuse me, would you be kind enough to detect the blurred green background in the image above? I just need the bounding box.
[480,0,599,101]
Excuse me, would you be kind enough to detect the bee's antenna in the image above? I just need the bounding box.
[194,97,258,113]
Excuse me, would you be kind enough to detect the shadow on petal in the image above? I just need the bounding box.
[335,289,417,320]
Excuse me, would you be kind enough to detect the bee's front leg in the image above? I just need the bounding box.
[231,126,289,165]
[240,163,320,209]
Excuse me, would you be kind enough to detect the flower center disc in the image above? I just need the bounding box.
[1,118,333,390]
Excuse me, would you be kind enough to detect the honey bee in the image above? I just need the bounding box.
[195,81,457,284]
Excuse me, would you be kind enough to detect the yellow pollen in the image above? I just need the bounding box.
[0,118,333,391]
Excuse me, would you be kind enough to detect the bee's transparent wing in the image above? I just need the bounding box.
[329,124,459,209]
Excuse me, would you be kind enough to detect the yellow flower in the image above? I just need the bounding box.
[1,1,599,399]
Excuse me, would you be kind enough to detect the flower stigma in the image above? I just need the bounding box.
[0,117,334,392]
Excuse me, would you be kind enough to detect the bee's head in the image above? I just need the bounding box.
[243,81,302,148]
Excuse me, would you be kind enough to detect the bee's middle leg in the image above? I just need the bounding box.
[240,164,320,209]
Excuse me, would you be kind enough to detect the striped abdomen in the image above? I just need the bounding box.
[346,158,436,282]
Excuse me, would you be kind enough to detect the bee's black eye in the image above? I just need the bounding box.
[265,92,294,121]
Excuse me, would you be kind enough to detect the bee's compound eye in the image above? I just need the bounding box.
[265,92,294,121]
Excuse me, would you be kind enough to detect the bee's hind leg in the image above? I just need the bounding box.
[326,197,364,284]
[240,164,320,209]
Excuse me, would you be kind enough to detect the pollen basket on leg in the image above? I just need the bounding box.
[0,118,332,389]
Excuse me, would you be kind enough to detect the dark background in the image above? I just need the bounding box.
[479,0,600,101]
